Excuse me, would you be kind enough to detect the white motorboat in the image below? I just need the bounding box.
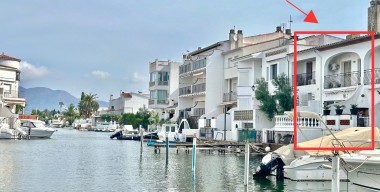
[283,155,348,181]
[0,117,27,139]
[50,119,64,128]
[157,124,185,142]
[341,149,380,191]
[20,119,55,138]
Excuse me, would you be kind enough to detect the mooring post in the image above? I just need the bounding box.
[331,155,340,192]
[165,132,169,165]
[244,140,250,186]
[140,125,143,156]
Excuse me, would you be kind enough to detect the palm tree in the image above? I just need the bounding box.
[78,93,99,118]
[63,103,79,126]
[59,102,64,113]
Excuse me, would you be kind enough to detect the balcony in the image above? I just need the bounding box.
[192,83,206,93]
[234,110,253,121]
[179,58,206,75]
[364,68,380,85]
[292,72,316,86]
[4,91,23,98]
[149,99,155,105]
[274,115,321,128]
[149,81,169,87]
[223,91,237,102]
[324,71,360,89]
[179,86,192,96]
[193,108,205,117]
[157,100,169,105]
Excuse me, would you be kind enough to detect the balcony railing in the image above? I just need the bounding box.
[234,110,253,121]
[149,99,155,105]
[4,91,23,98]
[192,83,206,93]
[179,86,192,96]
[324,71,360,89]
[193,108,205,117]
[275,115,321,128]
[292,72,316,86]
[364,68,380,85]
[149,81,169,87]
[223,91,237,102]
[157,100,169,105]
[179,58,206,75]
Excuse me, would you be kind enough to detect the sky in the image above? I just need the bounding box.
[0,0,370,101]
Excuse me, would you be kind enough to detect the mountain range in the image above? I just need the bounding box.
[19,87,108,114]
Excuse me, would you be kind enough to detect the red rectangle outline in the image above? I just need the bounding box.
[293,31,375,151]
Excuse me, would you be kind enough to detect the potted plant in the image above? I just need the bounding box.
[334,104,345,115]
[323,104,331,115]
[350,104,358,115]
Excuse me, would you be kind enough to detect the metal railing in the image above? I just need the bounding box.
[149,81,155,87]
[148,100,155,105]
[223,91,237,102]
[179,58,206,75]
[179,86,192,96]
[292,72,316,86]
[192,83,206,93]
[193,108,205,117]
[324,71,360,89]
[364,68,380,85]
[157,100,169,105]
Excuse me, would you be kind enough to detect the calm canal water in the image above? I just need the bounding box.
[0,129,358,192]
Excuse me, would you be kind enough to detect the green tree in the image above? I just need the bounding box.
[59,102,64,113]
[255,78,277,120]
[63,103,79,126]
[255,74,294,120]
[136,105,151,129]
[120,113,140,128]
[78,93,99,118]
[272,73,293,114]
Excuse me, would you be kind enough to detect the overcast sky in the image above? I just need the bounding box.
[0,0,369,101]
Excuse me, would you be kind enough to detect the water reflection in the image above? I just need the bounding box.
[0,129,359,192]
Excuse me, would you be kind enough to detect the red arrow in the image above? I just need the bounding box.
[285,0,318,24]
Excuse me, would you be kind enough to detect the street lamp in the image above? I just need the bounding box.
[251,85,255,91]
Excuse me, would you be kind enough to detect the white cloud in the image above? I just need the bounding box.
[91,70,109,79]
[20,61,48,80]
[130,72,148,83]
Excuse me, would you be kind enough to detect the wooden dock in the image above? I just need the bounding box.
[152,140,283,155]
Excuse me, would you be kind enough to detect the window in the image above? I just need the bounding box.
[16,71,20,81]
[157,90,168,100]
[271,64,277,79]
[238,71,249,86]
[4,84,11,93]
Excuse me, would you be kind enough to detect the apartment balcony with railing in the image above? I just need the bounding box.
[274,115,321,129]
[179,83,206,96]
[292,72,316,86]
[193,108,205,117]
[223,91,237,102]
[179,58,206,75]
[148,99,169,106]
[4,91,23,99]
[149,81,169,87]
[364,68,380,85]
[324,71,360,89]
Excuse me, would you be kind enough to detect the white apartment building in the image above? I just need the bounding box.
[179,27,292,140]
[148,60,180,121]
[108,92,149,115]
[0,53,26,113]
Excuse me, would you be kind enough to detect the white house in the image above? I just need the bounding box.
[108,92,149,115]
[148,59,180,121]
[0,53,26,113]
[179,27,292,140]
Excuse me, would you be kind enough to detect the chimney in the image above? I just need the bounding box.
[198,47,202,50]
[346,34,360,40]
[229,29,236,50]
[285,29,292,36]
[276,26,282,32]
[237,30,243,48]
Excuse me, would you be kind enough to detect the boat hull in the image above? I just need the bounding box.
[284,156,348,181]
